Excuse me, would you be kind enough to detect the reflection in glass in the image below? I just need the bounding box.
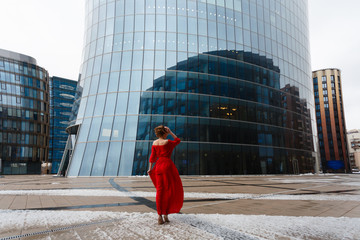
[67,0,316,176]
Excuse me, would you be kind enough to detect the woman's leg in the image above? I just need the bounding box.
[158,215,164,225]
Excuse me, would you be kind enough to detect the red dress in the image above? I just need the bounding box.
[149,138,183,215]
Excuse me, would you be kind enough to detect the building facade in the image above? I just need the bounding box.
[312,69,349,172]
[49,76,77,174]
[347,129,360,170]
[0,49,50,174]
[65,0,317,176]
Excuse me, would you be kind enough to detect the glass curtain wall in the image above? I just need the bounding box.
[49,77,77,174]
[0,50,50,174]
[67,0,317,176]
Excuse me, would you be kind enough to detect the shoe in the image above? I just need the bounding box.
[158,216,164,225]
[164,215,170,223]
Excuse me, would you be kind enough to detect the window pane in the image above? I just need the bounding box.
[133,32,144,50]
[66,143,86,176]
[130,71,142,91]
[116,0,125,16]
[93,94,106,116]
[123,115,138,140]
[167,15,176,32]
[177,16,187,33]
[84,95,96,117]
[145,14,155,31]
[156,32,165,50]
[123,33,133,51]
[79,142,97,176]
[143,51,154,69]
[115,17,124,34]
[110,53,122,71]
[91,142,109,176]
[119,71,130,91]
[121,52,132,70]
[141,70,154,91]
[144,32,155,49]
[104,142,122,175]
[77,118,91,142]
[156,14,166,31]
[103,35,113,53]
[167,33,176,51]
[113,34,123,51]
[109,72,120,92]
[127,92,140,114]
[105,18,114,36]
[112,115,125,140]
[124,15,134,32]
[98,73,109,93]
[115,92,128,114]
[135,0,145,14]
[104,93,117,115]
[87,117,102,141]
[99,116,114,141]
[119,141,135,175]
[132,51,144,70]
[154,51,165,69]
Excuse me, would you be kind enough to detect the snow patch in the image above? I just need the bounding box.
[0,189,359,201]
[0,210,358,240]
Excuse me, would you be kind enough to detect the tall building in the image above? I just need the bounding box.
[312,69,349,172]
[64,0,317,176]
[347,129,360,170]
[49,76,77,174]
[0,49,50,174]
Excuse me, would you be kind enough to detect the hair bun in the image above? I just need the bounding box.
[154,125,167,138]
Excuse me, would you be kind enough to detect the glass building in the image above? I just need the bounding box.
[49,76,77,174]
[0,49,50,174]
[312,69,349,173]
[66,0,318,176]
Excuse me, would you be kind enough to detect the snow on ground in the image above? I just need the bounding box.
[0,210,358,240]
[268,178,339,183]
[340,182,360,187]
[0,189,359,201]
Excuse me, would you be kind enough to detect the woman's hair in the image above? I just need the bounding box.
[154,125,167,138]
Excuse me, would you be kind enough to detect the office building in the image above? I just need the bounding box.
[0,49,50,174]
[65,0,318,176]
[49,76,77,174]
[347,129,360,170]
[312,68,349,172]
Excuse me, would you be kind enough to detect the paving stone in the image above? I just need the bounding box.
[0,174,359,239]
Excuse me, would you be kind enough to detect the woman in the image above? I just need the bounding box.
[147,125,184,225]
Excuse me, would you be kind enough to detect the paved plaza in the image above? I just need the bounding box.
[0,174,359,239]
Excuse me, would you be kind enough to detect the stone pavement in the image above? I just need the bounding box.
[0,174,359,239]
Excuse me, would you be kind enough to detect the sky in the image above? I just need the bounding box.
[0,0,359,130]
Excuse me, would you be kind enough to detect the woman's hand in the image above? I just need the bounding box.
[147,169,152,174]
[165,126,177,139]
[164,126,171,133]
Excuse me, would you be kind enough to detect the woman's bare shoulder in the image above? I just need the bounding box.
[153,139,169,146]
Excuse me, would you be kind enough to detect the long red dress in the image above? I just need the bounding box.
[149,137,183,215]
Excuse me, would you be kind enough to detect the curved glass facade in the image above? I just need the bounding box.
[0,49,50,174]
[67,0,317,176]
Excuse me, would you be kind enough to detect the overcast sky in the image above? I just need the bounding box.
[0,0,359,130]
